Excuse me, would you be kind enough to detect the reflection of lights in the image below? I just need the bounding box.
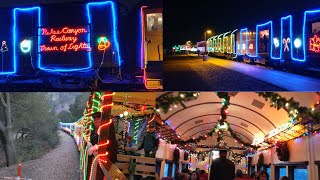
[20,39,31,53]
[124,111,129,116]
[273,38,280,48]
[294,38,302,48]
[120,114,124,118]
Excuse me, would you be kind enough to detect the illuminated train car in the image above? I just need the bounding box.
[140,5,163,89]
[206,8,320,71]
[0,1,162,90]
[207,30,238,59]
[196,41,206,54]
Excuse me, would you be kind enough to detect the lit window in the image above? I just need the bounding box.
[293,167,307,180]
[279,167,286,177]
[147,13,163,31]
[164,163,169,177]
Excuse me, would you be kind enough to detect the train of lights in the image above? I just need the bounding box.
[194,8,320,70]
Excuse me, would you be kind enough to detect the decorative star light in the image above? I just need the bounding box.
[309,35,320,53]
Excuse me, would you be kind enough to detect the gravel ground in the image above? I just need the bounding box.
[0,131,80,180]
[164,55,284,91]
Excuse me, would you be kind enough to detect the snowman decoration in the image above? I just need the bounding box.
[0,41,8,52]
[1,41,8,71]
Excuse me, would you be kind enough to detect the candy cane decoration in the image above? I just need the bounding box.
[283,38,290,52]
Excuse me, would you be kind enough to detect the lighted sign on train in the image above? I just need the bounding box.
[39,26,91,52]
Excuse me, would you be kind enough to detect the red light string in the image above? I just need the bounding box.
[89,92,114,179]
[99,103,114,112]
[97,119,113,135]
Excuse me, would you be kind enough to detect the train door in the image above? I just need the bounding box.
[143,8,163,89]
[0,9,15,76]
[257,29,270,64]
[306,13,320,69]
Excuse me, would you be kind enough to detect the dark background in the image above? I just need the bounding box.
[164,0,320,48]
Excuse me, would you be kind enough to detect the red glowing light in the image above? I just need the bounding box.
[41,27,88,36]
[98,37,111,51]
[96,140,110,149]
[309,35,320,53]
[97,119,113,135]
[101,93,115,99]
[99,103,114,112]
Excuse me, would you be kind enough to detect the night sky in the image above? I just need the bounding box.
[164,0,320,48]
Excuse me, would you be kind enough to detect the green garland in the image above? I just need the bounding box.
[163,93,257,149]
[156,92,200,113]
[158,92,320,153]
[258,92,320,124]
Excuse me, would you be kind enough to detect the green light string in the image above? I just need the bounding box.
[92,92,101,113]
[90,92,102,131]
[134,119,140,144]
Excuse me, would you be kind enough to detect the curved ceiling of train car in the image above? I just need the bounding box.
[158,92,320,147]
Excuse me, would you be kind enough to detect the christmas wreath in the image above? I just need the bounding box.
[276,142,290,161]
[184,151,189,161]
[173,148,180,164]
[257,153,264,167]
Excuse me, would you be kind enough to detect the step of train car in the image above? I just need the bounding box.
[145,61,163,90]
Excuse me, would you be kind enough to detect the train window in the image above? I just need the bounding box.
[147,13,163,31]
[293,167,308,180]
[156,160,162,176]
[164,163,169,177]
[275,166,287,179]
[264,166,271,177]
[172,163,178,178]
[312,22,320,34]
